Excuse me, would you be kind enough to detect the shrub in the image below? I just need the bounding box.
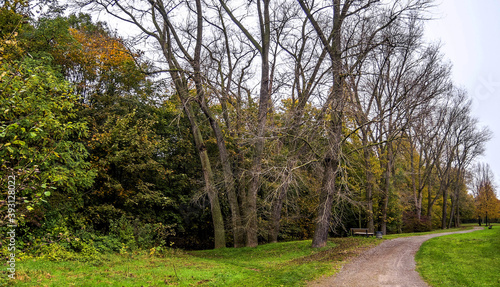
[402,211,431,233]
[39,243,74,261]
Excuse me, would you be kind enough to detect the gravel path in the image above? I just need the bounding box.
[309,227,482,287]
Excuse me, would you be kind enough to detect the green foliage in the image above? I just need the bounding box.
[0,57,95,226]
[0,11,208,251]
[38,243,74,262]
[0,5,29,61]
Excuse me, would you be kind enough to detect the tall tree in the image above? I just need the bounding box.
[472,163,500,222]
[218,0,273,247]
[297,0,434,245]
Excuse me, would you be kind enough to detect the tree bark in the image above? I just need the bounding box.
[311,152,339,248]
[199,100,245,247]
[182,99,226,248]
[269,177,289,243]
[441,184,448,229]
[362,132,375,233]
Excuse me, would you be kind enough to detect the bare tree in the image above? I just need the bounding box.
[440,94,491,229]
[294,0,435,245]
[216,0,273,247]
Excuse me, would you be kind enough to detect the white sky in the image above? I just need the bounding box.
[424,0,500,189]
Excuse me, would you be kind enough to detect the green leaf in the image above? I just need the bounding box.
[13,139,25,146]
[44,191,51,196]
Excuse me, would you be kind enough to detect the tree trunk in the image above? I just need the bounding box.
[441,186,448,229]
[448,193,455,229]
[380,144,393,235]
[455,185,461,227]
[362,133,375,233]
[182,100,226,249]
[245,62,270,245]
[269,179,289,243]
[237,0,271,248]
[197,100,244,247]
[311,154,338,248]
[410,147,421,220]
[189,0,241,248]
[417,189,423,221]
[427,179,433,229]
[297,0,343,248]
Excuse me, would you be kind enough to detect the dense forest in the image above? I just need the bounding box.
[1,0,500,255]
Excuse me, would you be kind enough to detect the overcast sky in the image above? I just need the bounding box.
[424,0,500,189]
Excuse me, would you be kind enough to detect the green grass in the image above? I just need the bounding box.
[416,225,500,287]
[8,226,488,286]
[383,226,474,240]
[6,238,378,286]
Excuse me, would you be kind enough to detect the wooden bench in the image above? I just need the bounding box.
[350,228,374,237]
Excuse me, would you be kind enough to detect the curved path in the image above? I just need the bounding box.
[310,227,482,287]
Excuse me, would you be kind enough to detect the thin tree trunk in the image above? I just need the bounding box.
[427,179,433,228]
[448,193,455,229]
[455,184,461,227]
[311,153,338,248]
[182,100,226,248]
[269,178,289,243]
[441,185,448,229]
[362,133,375,233]
[197,100,244,247]
[381,144,393,235]
[246,53,270,246]
[410,147,421,220]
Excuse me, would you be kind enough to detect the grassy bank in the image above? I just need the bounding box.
[416,225,500,287]
[5,238,378,286]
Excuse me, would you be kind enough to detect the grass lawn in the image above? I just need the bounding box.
[5,225,488,286]
[5,238,378,286]
[416,225,500,287]
[383,225,474,240]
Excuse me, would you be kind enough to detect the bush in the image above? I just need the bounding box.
[39,243,74,261]
[109,216,136,249]
[92,235,122,253]
[402,211,431,233]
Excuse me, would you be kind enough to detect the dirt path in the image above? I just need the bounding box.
[309,227,482,287]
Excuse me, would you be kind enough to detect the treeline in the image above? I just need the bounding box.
[1,0,498,253]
